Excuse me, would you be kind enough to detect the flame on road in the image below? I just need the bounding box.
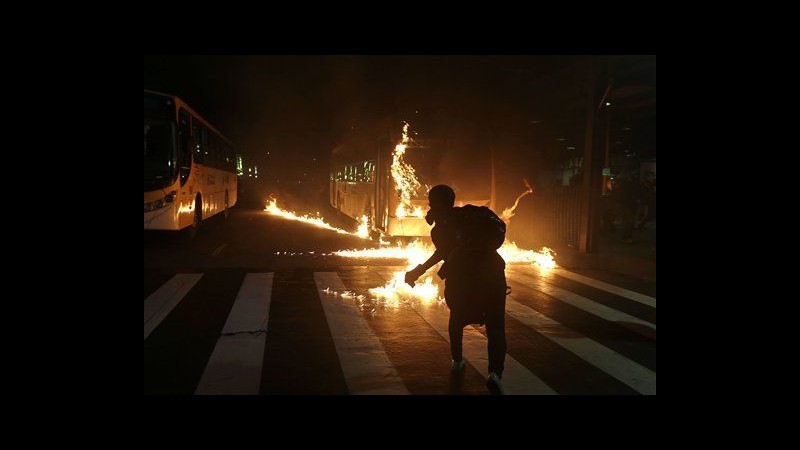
[498,242,557,273]
[265,197,370,239]
[332,240,556,306]
[369,271,443,308]
[334,240,433,265]
[337,240,555,271]
[335,240,442,307]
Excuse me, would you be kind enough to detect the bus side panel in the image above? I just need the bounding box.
[335,181,373,221]
[200,165,231,219]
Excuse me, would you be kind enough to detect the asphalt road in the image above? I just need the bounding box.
[144,205,657,395]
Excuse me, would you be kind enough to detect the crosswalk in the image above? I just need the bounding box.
[144,266,656,395]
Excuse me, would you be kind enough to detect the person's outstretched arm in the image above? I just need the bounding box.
[405,248,446,286]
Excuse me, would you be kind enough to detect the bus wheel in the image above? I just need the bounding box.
[223,191,230,219]
[188,195,202,238]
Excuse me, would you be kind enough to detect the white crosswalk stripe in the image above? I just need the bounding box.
[315,272,409,395]
[507,266,656,338]
[144,273,202,340]
[195,273,274,395]
[145,266,656,395]
[506,295,656,394]
[554,268,656,308]
[373,268,558,395]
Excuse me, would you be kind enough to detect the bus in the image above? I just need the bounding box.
[144,89,237,235]
[330,126,494,238]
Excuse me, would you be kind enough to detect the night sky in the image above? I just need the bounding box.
[144,55,655,203]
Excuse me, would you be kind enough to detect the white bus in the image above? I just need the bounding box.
[144,89,237,235]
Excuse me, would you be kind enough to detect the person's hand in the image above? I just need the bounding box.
[405,265,424,286]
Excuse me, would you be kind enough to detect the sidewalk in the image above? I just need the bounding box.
[552,221,656,282]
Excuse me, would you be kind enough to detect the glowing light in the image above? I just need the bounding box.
[264,197,370,239]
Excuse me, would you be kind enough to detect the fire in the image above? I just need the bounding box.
[265,197,370,240]
[333,239,556,304]
[336,240,555,271]
[369,270,443,308]
[391,122,425,218]
[281,123,554,306]
[396,204,425,218]
[335,240,442,305]
[500,178,534,224]
[334,239,434,265]
[355,215,370,239]
[498,242,557,273]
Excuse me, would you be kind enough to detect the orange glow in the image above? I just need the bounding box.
[264,197,370,239]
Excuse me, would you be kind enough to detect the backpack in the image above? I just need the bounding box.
[454,205,506,250]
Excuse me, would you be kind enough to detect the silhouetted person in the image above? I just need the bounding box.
[405,185,508,395]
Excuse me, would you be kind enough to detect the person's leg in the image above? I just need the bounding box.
[448,311,464,362]
[485,296,506,377]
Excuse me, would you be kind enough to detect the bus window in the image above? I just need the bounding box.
[178,108,192,185]
[192,119,206,164]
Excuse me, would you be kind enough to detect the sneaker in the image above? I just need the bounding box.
[451,359,467,373]
[487,372,505,395]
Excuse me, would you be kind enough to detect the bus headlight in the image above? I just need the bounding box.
[144,200,166,212]
[165,191,177,203]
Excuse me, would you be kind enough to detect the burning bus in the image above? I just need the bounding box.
[330,123,495,238]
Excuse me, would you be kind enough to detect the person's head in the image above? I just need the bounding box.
[425,184,455,225]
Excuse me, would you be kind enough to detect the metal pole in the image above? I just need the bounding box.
[579,60,597,253]
[490,147,496,211]
[602,107,611,195]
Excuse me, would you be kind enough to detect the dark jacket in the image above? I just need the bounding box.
[428,207,507,322]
